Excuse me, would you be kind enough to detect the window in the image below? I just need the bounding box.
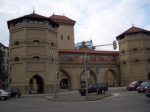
[14,41,19,46]
[134,59,139,63]
[68,36,70,40]
[33,56,40,61]
[33,40,40,45]
[133,48,137,51]
[51,42,54,46]
[147,48,150,51]
[61,35,63,40]
[14,57,19,62]
[122,50,125,54]
[123,61,126,64]
[148,59,150,62]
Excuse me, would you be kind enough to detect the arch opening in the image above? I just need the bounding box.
[29,75,44,94]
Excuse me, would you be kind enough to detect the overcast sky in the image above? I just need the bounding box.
[0,0,150,51]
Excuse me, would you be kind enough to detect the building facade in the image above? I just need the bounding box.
[6,12,150,94]
[116,26,150,85]
[0,43,9,89]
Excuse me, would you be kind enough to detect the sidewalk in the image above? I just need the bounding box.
[47,86,126,101]
[23,87,126,101]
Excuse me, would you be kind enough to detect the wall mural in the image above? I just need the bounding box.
[59,53,117,63]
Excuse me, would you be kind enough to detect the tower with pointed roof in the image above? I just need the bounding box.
[116,26,150,85]
[50,14,76,49]
[7,12,59,94]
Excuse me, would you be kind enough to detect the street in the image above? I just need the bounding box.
[0,89,150,112]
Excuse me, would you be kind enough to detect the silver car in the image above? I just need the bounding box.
[0,89,10,100]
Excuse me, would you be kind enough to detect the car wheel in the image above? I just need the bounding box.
[138,91,141,93]
[1,96,5,100]
[15,94,19,98]
[81,93,85,96]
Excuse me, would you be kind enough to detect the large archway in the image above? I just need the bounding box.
[29,75,44,94]
[80,69,96,88]
[59,69,71,90]
[104,69,117,87]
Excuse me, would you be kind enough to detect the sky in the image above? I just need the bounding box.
[0,0,150,51]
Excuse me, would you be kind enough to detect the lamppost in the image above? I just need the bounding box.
[50,52,57,99]
[84,40,117,99]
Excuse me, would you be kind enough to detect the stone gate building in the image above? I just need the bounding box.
[7,12,150,94]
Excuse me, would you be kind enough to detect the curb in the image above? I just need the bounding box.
[47,94,112,102]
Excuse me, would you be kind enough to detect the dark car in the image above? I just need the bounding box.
[145,86,150,98]
[127,81,142,91]
[136,81,150,93]
[79,83,108,96]
[5,88,21,98]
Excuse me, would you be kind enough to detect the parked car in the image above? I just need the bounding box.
[145,86,150,98]
[0,89,10,100]
[79,83,108,96]
[5,88,21,98]
[127,81,142,91]
[136,81,150,93]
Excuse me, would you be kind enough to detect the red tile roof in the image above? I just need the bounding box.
[116,26,150,40]
[58,49,119,55]
[50,14,76,22]
[7,13,59,28]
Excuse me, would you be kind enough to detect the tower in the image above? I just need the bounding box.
[116,26,150,85]
[7,12,59,94]
[50,14,76,49]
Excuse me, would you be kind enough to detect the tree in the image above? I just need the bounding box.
[0,49,3,82]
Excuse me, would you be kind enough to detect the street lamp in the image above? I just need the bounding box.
[84,40,117,99]
[84,48,89,99]
[50,52,57,99]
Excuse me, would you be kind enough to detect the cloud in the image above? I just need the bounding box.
[0,0,150,51]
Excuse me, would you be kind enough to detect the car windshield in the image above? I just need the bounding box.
[131,81,138,84]
[141,82,150,86]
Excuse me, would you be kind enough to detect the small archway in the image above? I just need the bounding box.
[29,75,44,94]
[80,69,96,88]
[148,72,150,80]
[59,69,71,90]
[104,69,118,87]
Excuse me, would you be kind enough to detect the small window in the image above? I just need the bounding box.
[133,48,137,51]
[134,59,139,63]
[68,36,70,40]
[61,35,63,40]
[122,50,125,54]
[33,40,40,45]
[33,56,39,61]
[14,57,19,62]
[148,59,150,62]
[147,48,150,51]
[123,61,126,64]
[51,42,54,46]
[14,41,19,46]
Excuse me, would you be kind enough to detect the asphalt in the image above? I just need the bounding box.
[22,87,126,101]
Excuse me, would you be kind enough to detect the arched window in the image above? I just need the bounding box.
[14,41,19,46]
[51,42,54,46]
[122,50,125,54]
[123,61,126,64]
[14,57,19,62]
[134,59,139,63]
[33,40,40,45]
[133,48,137,51]
[33,56,40,61]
